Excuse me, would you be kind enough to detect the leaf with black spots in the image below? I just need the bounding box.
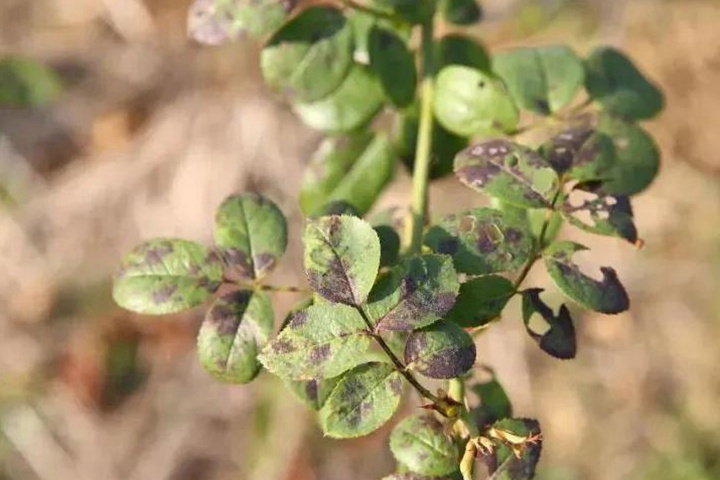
[470,369,513,426]
[540,126,615,181]
[214,193,287,282]
[368,26,417,107]
[304,215,380,305]
[285,376,340,410]
[543,241,629,314]
[113,239,223,315]
[390,414,460,476]
[424,208,533,275]
[521,289,576,359]
[445,275,514,328]
[0,57,62,106]
[197,290,274,383]
[483,419,542,480]
[562,185,638,243]
[441,0,483,25]
[436,34,490,72]
[319,362,403,438]
[188,0,292,45]
[367,255,460,331]
[258,303,371,380]
[454,140,558,209]
[405,321,476,379]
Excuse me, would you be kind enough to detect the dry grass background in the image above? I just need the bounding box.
[1,1,720,479]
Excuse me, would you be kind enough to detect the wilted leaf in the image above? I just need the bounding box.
[454,139,558,209]
[319,362,403,438]
[258,303,371,380]
[304,215,380,305]
[0,57,62,106]
[543,241,629,314]
[470,370,513,426]
[521,289,576,359]
[483,419,542,480]
[405,321,476,379]
[562,185,638,243]
[540,126,615,181]
[285,376,340,410]
[188,0,291,45]
[444,275,514,328]
[197,290,274,383]
[368,26,417,107]
[214,193,287,281]
[260,6,353,102]
[113,239,223,315]
[390,414,460,476]
[434,66,518,137]
[424,208,533,275]
[441,0,482,25]
[367,255,460,331]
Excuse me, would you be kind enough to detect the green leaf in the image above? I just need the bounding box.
[214,193,287,281]
[521,289,576,360]
[319,362,403,438]
[470,370,513,426]
[303,215,381,305]
[374,225,401,268]
[258,303,371,380]
[424,208,533,275]
[0,57,62,106]
[368,26,417,108]
[405,321,475,379]
[543,241,629,314]
[584,46,664,120]
[300,132,396,216]
[493,46,584,115]
[562,185,638,244]
[483,419,542,480]
[444,275,514,328]
[390,414,460,476]
[285,376,340,410]
[308,200,362,218]
[197,290,274,383]
[441,0,482,25]
[367,254,460,331]
[294,65,385,133]
[540,126,616,182]
[188,0,292,45]
[434,66,519,137]
[113,239,223,315]
[260,6,353,102]
[454,139,558,209]
[436,34,490,72]
[370,0,435,24]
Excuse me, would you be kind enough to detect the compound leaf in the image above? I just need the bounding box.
[562,186,638,243]
[197,290,274,383]
[484,419,542,480]
[214,193,287,281]
[188,0,292,45]
[445,275,514,328]
[521,289,576,359]
[436,34,490,72]
[441,0,483,26]
[543,241,629,314]
[405,321,475,379]
[0,57,62,106]
[113,239,223,315]
[368,26,417,108]
[319,362,403,438]
[303,215,380,305]
[390,414,460,476]
[258,303,371,380]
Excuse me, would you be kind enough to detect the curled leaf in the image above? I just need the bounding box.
[521,289,576,360]
[483,418,543,480]
[390,414,460,476]
[405,321,476,379]
[562,185,638,243]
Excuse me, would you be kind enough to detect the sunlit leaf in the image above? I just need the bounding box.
[368,26,417,107]
[405,321,475,379]
[444,275,514,328]
[390,414,460,476]
[188,0,292,45]
[0,57,62,106]
[521,289,576,359]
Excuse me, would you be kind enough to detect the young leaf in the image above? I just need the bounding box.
[405,321,476,379]
[540,126,615,182]
[483,419,542,480]
[390,415,460,476]
[304,215,380,305]
[562,186,638,244]
[493,45,584,114]
[444,275,514,328]
[543,241,629,314]
[441,0,483,26]
[113,239,223,315]
[260,6,353,102]
[300,133,396,216]
[188,0,291,45]
[454,139,558,209]
[285,376,340,410]
[434,66,519,137]
[214,193,287,281]
[470,371,513,426]
[0,57,62,107]
[294,65,385,133]
[424,208,533,275]
[197,290,274,383]
[521,289,576,360]
[584,46,665,120]
[258,303,371,380]
[319,362,403,438]
[368,26,417,108]
[367,254,460,331]
[436,34,491,72]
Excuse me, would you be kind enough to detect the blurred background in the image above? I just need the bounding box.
[1,0,719,479]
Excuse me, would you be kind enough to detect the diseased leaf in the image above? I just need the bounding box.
[470,370,513,426]
[285,376,340,410]
[562,185,638,243]
[0,57,62,106]
[279,296,314,331]
[521,289,576,360]
[188,0,292,45]
[405,321,476,379]
[294,65,385,133]
[424,208,533,275]
[483,419,542,480]
[441,0,482,25]
[309,200,362,218]
[543,241,629,314]
[368,26,417,108]
[304,215,380,305]
[260,6,352,102]
[368,255,459,331]
[445,275,514,328]
[434,66,518,137]
[197,290,274,383]
[390,414,460,476]
[113,239,223,315]
[584,46,664,120]
[258,303,371,380]
[319,362,403,438]
[454,139,558,209]
[540,126,615,182]
[436,34,490,72]
[214,193,287,281]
